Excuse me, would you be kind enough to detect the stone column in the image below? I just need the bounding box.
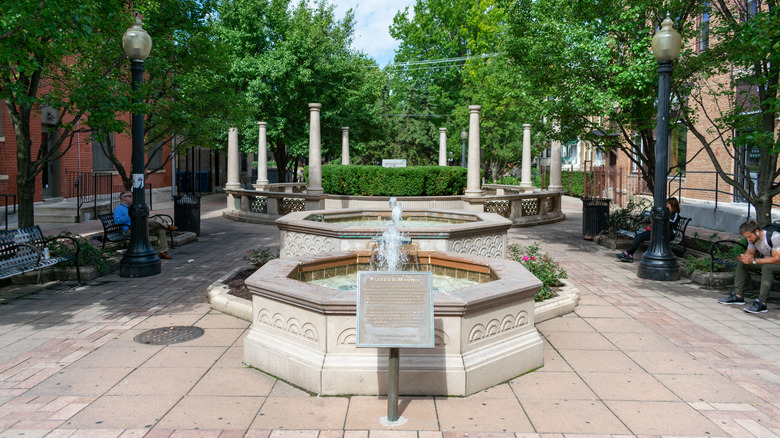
[438,128,447,166]
[465,105,482,197]
[341,127,350,165]
[520,124,533,189]
[225,126,241,190]
[549,121,563,191]
[255,122,269,189]
[307,103,324,195]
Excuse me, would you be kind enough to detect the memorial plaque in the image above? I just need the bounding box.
[356,271,434,348]
[382,159,407,168]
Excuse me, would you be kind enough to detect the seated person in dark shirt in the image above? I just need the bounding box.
[114,191,177,259]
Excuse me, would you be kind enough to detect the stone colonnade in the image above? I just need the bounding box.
[225,104,564,195]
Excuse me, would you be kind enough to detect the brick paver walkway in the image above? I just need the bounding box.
[0,194,778,437]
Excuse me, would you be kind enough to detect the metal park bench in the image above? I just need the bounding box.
[0,226,81,284]
[616,210,691,256]
[97,213,175,251]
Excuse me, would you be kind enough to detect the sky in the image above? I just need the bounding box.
[332,0,416,67]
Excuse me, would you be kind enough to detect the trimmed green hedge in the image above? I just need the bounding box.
[532,170,589,197]
[321,165,468,196]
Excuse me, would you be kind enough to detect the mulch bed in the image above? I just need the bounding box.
[226,267,255,301]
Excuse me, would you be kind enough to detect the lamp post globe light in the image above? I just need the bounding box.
[119,16,160,278]
[460,129,468,167]
[637,15,682,281]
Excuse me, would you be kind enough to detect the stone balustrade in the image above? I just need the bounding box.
[224,184,565,227]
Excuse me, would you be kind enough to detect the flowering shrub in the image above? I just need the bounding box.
[508,242,568,302]
[244,248,278,267]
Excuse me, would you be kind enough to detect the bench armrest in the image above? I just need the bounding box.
[708,239,746,273]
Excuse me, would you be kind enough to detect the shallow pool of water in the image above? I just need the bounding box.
[308,272,481,293]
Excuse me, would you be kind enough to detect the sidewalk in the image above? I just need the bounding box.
[0,194,778,437]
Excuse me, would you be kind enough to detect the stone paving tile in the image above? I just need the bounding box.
[555,350,642,374]
[188,366,276,397]
[510,372,596,400]
[345,397,438,431]
[156,395,265,430]
[139,346,228,368]
[105,367,207,396]
[605,400,725,436]
[434,397,533,433]
[23,367,134,397]
[577,372,679,402]
[519,399,629,435]
[655,373,765,404]
[64,395,182,429]
[251,397,349,430]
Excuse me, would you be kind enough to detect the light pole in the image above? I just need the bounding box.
[637,15,682,281]
[119,16,160,278]
[460,129,467,167]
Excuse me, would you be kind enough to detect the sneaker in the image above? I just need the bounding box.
[616,252,627,259]
[619,254,633,263]
[718,293,745,305]
[744,300,768,314]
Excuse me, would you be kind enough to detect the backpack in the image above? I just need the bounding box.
[763,222,780,249]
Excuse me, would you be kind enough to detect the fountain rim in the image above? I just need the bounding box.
[276,208,511,238]
[245,250,542,316]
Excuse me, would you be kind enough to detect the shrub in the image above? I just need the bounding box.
[244,248,279,268]
[319,165,468,196]
[508,242,568,302]
[47,232,112,274]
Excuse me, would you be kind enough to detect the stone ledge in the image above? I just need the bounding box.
[208,267,580,324]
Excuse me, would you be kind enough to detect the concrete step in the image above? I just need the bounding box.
[34,213,80,223]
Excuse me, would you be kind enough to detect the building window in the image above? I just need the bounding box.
[147,141,164,171]
[746,0,758,20]
[0,100,4,138]
[670,124,687,174]
[698,5,710,52]
[92,131,115,172]
[631,133,643,173]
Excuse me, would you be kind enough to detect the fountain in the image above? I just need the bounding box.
[276,206,512,259]
[242,199,545,396]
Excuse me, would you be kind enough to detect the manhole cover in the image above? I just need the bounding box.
[133,326,204,345]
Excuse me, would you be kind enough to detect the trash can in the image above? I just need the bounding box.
[582,197,611,240]
[173,194,201,236]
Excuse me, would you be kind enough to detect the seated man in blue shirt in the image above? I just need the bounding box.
[114,191,177,259]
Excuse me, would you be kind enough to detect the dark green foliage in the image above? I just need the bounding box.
[321,165,467,196]
[531,170,590,198]
[47,232,111,274]
[244,248,279,268]
[508,242,568,302]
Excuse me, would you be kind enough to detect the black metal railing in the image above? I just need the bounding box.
[1,194,16,230]
[67,171,156,222]
[668,170,779,216]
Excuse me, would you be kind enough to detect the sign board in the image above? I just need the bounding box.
[356,271,434,348]
[382,159,407,168]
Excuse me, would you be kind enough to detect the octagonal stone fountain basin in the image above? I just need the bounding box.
[276,208,511,259]
[243,250,544,396]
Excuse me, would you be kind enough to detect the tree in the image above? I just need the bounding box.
[506,0,702,194]
[677,0,780,226]
[386,0,511,165]
[215,0,386,181]
[0,1,133,227]
[102,0,238,191]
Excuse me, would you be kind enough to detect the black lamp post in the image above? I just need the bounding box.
[460,129,468,167]
[637,15,682,281]
[119,16,160,278]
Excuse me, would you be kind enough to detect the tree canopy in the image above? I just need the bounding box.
[214,0,386,181]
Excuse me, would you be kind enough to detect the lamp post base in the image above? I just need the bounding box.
[120,250,161,278]
[637,253,680,281]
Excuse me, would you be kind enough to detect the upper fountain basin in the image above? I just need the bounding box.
[277,208,511,259]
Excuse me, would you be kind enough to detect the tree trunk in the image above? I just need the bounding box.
[13,106,36,228]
